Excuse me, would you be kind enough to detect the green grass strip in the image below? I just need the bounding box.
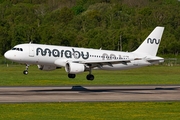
[0,65,180,86]
[0,102,180,120]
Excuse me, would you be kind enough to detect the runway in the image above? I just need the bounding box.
[0,85,180,103]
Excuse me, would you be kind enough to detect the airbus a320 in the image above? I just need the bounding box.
[4,26,165,80]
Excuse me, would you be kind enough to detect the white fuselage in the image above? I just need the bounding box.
[4,43,154,70]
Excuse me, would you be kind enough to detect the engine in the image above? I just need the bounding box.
[65,62,85,74]
[37,65,57,71]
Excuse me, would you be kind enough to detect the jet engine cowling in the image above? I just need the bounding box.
[37,65,57,71]
[65,62,85,74]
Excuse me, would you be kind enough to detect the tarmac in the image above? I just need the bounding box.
[0,85,180,103]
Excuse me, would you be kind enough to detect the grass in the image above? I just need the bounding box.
[0,102,180,120]
[0,64,180,119]
[0,64,180,86]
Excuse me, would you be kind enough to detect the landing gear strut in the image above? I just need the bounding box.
[86,64,94,81]
[23,64,29,75]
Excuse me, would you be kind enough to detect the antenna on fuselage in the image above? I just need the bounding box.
[29,40,33,44]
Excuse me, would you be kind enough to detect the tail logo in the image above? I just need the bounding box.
[147,38,160,45]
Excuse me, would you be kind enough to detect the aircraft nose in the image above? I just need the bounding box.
[4,51,11,60]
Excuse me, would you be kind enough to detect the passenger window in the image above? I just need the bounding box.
[17,48,19,51]
[20,48,23,51]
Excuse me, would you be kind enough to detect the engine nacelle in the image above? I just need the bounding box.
[65,62,85,74]
[37,65,57,71]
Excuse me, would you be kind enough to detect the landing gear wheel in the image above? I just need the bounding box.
[23,70,28,75]
[68,74,76,79]
[86,74,94,81]
[86,64,94,80]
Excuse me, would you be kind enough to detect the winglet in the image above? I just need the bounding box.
[133,26,164,56]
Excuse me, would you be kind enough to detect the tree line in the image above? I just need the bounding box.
[0,0,180,56]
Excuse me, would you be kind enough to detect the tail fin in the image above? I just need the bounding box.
[133,26,164,56]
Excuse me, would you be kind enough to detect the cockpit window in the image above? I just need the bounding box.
[12,48,16,50]
[11,47,23,51]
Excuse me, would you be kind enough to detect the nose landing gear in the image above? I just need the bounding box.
[23,64,29,75]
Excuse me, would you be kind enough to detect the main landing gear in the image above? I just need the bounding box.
[68,74,76,78]
[86,74,94,81]
[23,64,29,75]
[68,64,95,81]
[86,64,94,80]
[68,73,94,81]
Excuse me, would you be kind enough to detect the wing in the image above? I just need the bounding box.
[54,58,132,68]
[79,59,132,68]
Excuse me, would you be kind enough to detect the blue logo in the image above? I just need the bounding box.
[147,38,160,44]
[36,48,89,60]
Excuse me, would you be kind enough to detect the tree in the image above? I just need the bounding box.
[1,0,180,56]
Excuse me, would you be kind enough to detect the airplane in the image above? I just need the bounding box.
[4,26,164,80]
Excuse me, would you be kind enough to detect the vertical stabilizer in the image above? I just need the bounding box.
[133,26,164,56]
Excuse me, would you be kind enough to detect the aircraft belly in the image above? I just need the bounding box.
[99,60,151,70]
[100,63,135,70]
[36,57,56,65]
